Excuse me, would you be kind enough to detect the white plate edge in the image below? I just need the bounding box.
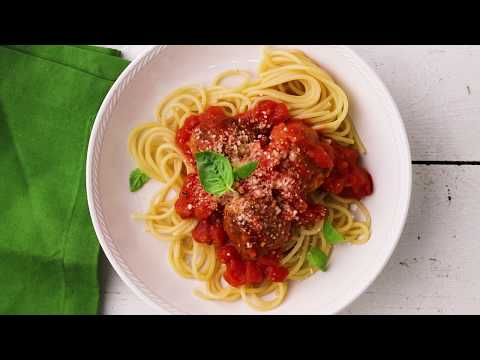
[85,45,413,315]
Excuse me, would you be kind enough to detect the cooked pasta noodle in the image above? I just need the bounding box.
[128,47,372,311]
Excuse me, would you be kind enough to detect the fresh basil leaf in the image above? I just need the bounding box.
[323,220,345,244]
[233,161,258,180]
[129,168,150,192]
[195,151,234,196]
[307,247,328,271]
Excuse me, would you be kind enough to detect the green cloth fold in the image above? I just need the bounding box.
[0,45,129,314]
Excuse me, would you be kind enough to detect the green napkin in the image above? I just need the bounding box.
[0,45,129,314]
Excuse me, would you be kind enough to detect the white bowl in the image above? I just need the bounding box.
[86,45,412,314]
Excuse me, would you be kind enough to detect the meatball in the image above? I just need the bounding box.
[189,117,260,163]
[223,195,291,259]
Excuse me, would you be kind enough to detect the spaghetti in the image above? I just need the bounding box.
[128,47,372,311]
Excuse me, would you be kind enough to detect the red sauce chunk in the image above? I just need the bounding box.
[322,142,373,199]
[175,174,217,220]
[174,100,373,287]
[192,212,226,247]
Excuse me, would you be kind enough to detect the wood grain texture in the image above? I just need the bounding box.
[98,45,480,315]
[342,165,480,314]
[350,45,480,161]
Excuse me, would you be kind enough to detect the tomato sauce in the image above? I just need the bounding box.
[174,173,217,220]
[322,142,373,199]
[174,100,373,288]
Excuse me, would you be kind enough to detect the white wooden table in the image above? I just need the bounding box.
[100,45,480,315]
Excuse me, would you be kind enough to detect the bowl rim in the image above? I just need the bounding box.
[86,45,412,315]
